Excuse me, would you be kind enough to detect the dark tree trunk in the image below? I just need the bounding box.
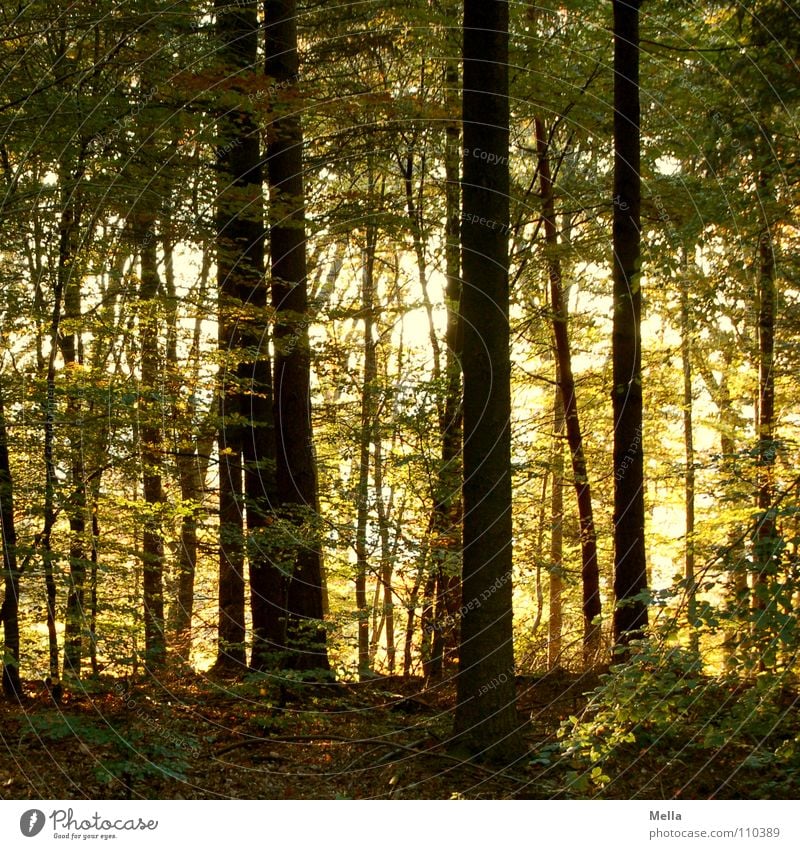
[137,218,167,670]
[265,0,329,674]
[754,210,777,644]
[0,379,21,698]
[89,482,101,677]
[535,117,602,667]
[214,0,281,673]
[43,239,64,685]
[452,0,522,761]
[611,0,648,647]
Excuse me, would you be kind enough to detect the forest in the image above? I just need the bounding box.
[0,0,799,801]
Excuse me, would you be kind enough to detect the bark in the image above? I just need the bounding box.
[453,0,522,761]
[265,0,329,673]
[535,117,601,666]
[611,0,648,646]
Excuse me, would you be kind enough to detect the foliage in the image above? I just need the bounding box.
[558,638,800,797]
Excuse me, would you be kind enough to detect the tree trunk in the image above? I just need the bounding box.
[58,179,88,679]
[753,211,777,658]
[549,383,564,669]
[453,0,522,761]
[355,206,379,680]
[163,216,211,658]
[611,0,648,647]
[214,0,277,672]
[89,482,101,677]
[265,0,329,674]
[42,247,63,685]
[136,218,167,670]
[0,379,21,698]
[535,116,602,667]
[373,435,396,673]
[680,268,698,653]
[403,534,430,676]
[426,56,464,680]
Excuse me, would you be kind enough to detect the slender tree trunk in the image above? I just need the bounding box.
[754,211,777,658]
[404,534,430,676]
[355,207,379,679]
[611,0,648,647]
[418,57,463,682]
[453,0,522,761]
[136,219,167,669]
[0,379,21,698]
[265,0,329,674]
[163,212,208,656]
[680,269,698,653]
[89,481,100,677]
[58,180,88,679]
[549,383,565,669]
[419,567,437,671]
[430,56,464,679]
[532,461,550,644]
[373,437,396,673]
[43,264,63,684]
[535,117,602,667]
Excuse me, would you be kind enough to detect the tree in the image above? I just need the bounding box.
[134,212,168,671]
[265,0,329,674]
[214,0,274,672]
[534,115,602,666]
[611,0,648,646]
[452,0,522,761]
[354,173,380,679]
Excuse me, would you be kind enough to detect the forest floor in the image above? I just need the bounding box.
[0,670,787,800]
